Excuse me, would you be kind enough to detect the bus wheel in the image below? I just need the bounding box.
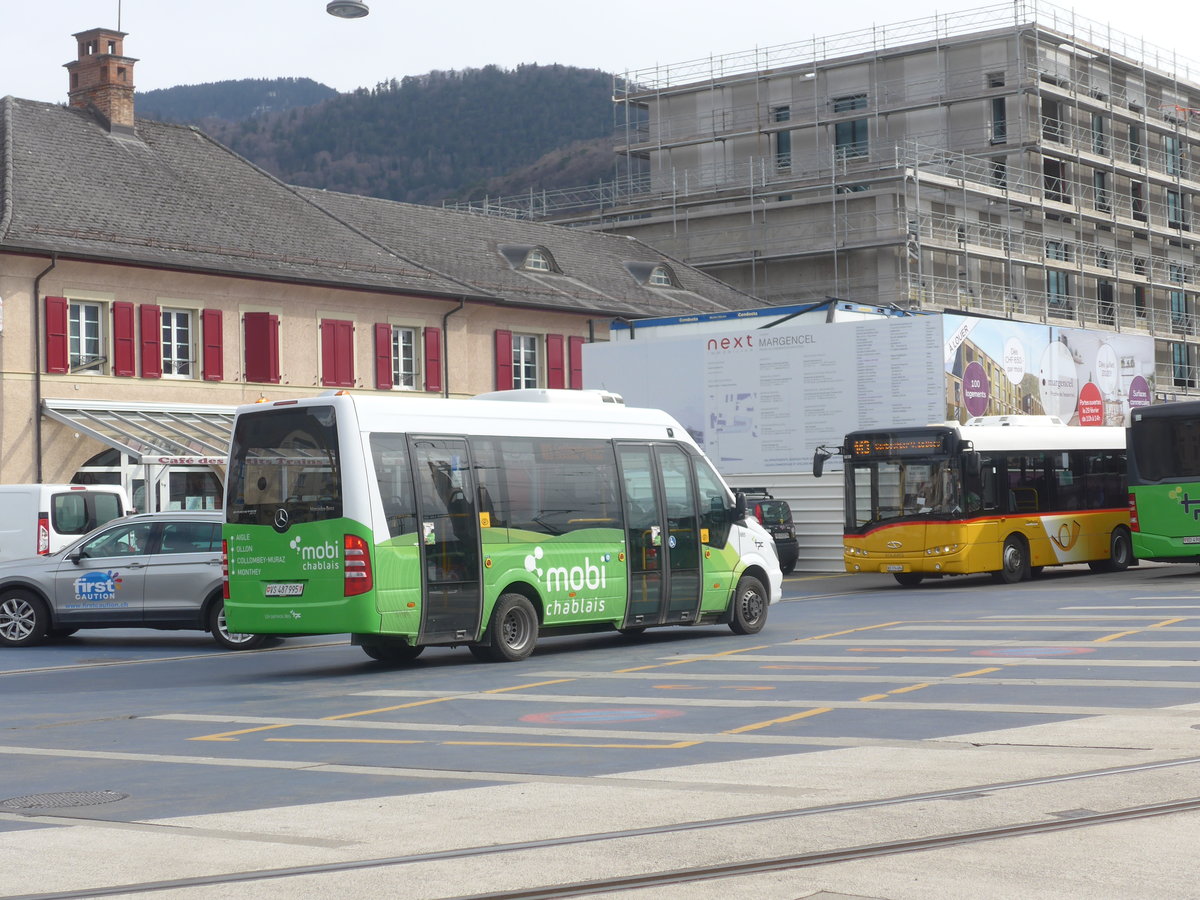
[0,590,48,647]
[729,575,768,635]
[208,600,268,651]
[1090,527,1133,573]
[893,573,923,587]
[480,594,538,662]
[361,639,425,664]
[992,535,1029,584]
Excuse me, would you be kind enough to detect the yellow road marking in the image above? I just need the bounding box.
[264,738,701,749]
[1149,617,1187,629]
[723,707,834,733]
[190,724,292,742]
[888,682,931,695]
[858,694,888,702]
[615,644,770,673]
[846,648,958,653]
[484,679,576,694]
[954,667,1002,677]
[1097,615,1189,642]
[793,622,902,642]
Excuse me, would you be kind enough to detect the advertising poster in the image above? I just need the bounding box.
[943,314,1156,426]
[583,316,944,474]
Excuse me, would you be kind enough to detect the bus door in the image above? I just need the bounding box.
[411,438,483,643]
[617,443,703,628]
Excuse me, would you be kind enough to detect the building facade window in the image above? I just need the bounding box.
[1041,98,1064,142]
[161,308,194,378]
[512,333,538,389]
[1173,342,1194,387]
[1093,170,1110,211]
[319,318,355,388]
[1171,289,1190,333]
[832,94,868,158]
[391,326,417,389]
[523,249,552,272]
[1165,135,1184,177]
[1043,159,1068,202]
[1129,125,1143,165]
[1134,284,1146,317]
[772,106,791,167]
[1047,270,1071,307]
[1131,181,1147,221]
[648,265,676,286]
[70,301,105,373]
[1167,189,1188,229]
[1091,113,1107,155]
[990,97,1007,143]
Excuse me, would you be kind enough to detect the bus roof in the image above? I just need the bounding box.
[234,392,699,447]
[845,422,1126,453]
[1131,400,1200,422]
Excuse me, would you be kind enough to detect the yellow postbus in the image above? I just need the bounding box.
[813,418,1130,586]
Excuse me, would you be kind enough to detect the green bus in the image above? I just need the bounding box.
[1128,400,1200,562]
[222,390,782,663]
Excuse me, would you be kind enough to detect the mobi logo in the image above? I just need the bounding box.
[525,546,611,592]
[290,536,340,560]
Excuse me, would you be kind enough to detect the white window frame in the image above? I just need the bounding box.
[391,324,419,390]
[161,306,196,379]
[512,333,539,389]
[69,299,107,375]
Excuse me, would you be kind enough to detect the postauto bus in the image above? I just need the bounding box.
[813,418,1131,586]
[222,390,782,663]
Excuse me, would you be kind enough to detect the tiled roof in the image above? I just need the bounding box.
[0,96,759,317]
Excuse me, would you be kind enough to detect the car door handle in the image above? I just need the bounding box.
[125,562,147,568]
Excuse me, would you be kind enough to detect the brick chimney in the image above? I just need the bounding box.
[65,28,138,134]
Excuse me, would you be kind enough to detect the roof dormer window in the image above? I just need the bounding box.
[648,265,676,287]
[523,248,552,272]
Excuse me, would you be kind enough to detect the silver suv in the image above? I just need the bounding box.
[0,511,264,650]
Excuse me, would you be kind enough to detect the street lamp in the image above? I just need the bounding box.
[326,1,369,17]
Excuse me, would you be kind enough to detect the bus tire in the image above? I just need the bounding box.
[1091,527,1133,573]
[480,593,538,662]
[729,575,768,635]
[361,639,425,664]
[992,535,1029,584]
[0,590,49,647]
[893,573,923,587]
[208,600,268,651]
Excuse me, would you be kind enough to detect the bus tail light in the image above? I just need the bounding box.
[344,534,373,596]
[37,515,50,555]
[221,539,230,599]
[1128,493,1140,532]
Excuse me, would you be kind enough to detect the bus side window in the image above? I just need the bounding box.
[370,434,419,538]
[694,459,733,547]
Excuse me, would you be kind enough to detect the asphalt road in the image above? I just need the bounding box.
[3,563,1200,899]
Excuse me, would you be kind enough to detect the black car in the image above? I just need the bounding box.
[741,489,798,574]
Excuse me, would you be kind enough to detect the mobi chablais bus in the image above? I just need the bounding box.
[813,417,1131,586]
[1127,400,1200,562]
[222,390,782,663]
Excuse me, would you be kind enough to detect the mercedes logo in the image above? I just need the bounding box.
[272,508,291,533]
[886,540,902,549]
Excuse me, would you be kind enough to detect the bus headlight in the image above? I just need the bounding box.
[845,546,869,557]
[924,544,961,556]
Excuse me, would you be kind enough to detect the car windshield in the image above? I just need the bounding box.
[754,501,792,527]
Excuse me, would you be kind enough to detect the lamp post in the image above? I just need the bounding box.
[326,1,369,17]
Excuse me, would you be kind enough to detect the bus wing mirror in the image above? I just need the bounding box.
[813,447,831,478]
[733,490,747,521]
[965,451,981,477]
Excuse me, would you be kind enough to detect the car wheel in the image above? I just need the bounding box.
[729,575,768,634]
[478,593,538,661]
[0,590,49,647]
[362,639,425,664]
[208,600,267,651]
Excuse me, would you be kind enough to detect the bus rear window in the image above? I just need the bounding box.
[1131,416,1200,482]
[226,406,343,526]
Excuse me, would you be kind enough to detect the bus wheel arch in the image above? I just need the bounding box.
[992,533,1030,584]
[1091,526,1133,573]
[476,592,539,662]
[729,574,768,634]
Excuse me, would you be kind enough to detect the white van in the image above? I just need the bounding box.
[0,484,129,562]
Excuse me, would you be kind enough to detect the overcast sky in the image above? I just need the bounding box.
[3,0,1196,104]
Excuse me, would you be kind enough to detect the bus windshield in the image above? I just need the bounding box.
[848,456,963,527]
[1129,414,1200,483]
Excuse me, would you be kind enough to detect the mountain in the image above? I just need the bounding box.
[136,66,619,206]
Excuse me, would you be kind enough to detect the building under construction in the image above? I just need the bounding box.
[456,1,1200,398]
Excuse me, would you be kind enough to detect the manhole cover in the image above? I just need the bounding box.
[2,791,128,810]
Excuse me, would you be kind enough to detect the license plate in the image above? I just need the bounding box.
[264,583,304,597]
[1183,537,1200,545]
[773,530,791,538]
[886,565,904,572]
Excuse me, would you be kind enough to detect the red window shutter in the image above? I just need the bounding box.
[374,323,393,390]
[45,296,68,373]
[111,302,136,377]
[202,309,223,382]
[139,304,162,378]
[424,327,442,393]
[494,329,513,391]
[568,336,586,389]
[320,319,354,388]
[244,312,280,384]
[546,333,565,389]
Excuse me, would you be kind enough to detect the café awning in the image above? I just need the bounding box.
[41,399,237,465]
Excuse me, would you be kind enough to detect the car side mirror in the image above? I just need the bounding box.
[68,552,84,565]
